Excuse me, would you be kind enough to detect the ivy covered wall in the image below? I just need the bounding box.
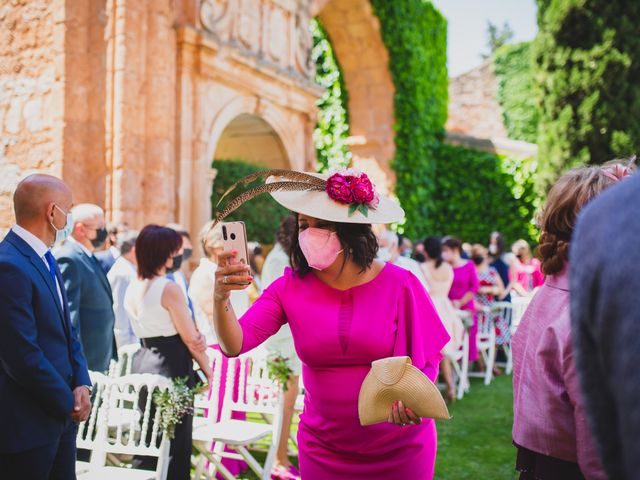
[370,0,448,239]
[493,42,539,144]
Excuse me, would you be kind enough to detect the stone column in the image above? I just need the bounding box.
[104,0,176,227]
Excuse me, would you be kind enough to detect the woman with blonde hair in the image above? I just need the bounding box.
[512,160,633,479]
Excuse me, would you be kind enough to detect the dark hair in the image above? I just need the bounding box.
[441,236,463,254]
[118,232,138,256]
[290,214,378,276]
[166,223,191,241]
[276,214,298,256]
[423,236,444,268]
[136,224,182,279]
[490,231,506,257]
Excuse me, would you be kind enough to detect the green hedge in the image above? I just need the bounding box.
[431,144,539,244]
[493,42,539,144]
[533,0,640,193]
[371,0,448,240]
[211,160,289,244]
[311,19,351,172]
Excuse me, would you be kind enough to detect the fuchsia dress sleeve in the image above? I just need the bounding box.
[235,276,287,355]
[393,270,449,381]
[226,264,449,479]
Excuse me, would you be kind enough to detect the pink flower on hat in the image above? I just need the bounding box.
[326,173,354,204]
[325,169,379,217]
[352,174,376,204]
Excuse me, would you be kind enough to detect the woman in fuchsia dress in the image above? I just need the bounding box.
[442,237,480,361]
[211,169,449,479]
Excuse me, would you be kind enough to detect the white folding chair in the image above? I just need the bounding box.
[109,343,142,378]
[192,350,284,480]
[510,295,531,335]
[492,302,514,374]
[446,326,470,400]
[468,306,496,385]
[78,374,172,480]
[76,371,111,475]
[191,348,228,480]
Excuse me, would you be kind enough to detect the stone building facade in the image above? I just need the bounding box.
[0,0,396,240]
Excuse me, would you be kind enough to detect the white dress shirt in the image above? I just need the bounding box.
[12,225,64,305]
[107,256,139,348]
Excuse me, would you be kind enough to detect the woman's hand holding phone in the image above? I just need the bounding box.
[214,250,253,302]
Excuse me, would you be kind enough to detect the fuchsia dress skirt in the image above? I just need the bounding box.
[228,264,450,479]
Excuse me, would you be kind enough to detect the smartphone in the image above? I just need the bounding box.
[221,221,251,285]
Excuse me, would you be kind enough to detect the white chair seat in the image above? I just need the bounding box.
[78,466,156,480]
[75,460,90,475]
[193,419,272,445]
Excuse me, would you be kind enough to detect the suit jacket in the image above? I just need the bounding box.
[56,240,116,372]
[0,230,91,453]
[570,172,640,479]
[94,248,116,274]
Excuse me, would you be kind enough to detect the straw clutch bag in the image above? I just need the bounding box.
[358,356,450,426]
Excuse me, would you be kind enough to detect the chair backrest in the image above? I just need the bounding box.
[221,349,283,418]
[476,306,494,336]
[510,296,531,331]
[100,374,172,480]
[491,301,513,331]
[76,371,111,459]
[193,347,224,420]
[109,343,142,378]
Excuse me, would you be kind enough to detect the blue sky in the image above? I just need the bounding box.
[430,0,538,77]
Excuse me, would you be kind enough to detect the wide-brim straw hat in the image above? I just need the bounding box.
[268,172,404,224]
[213,168,405,226]
[358,356,450,426]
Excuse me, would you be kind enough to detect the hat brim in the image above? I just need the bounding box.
[267,172,405,225]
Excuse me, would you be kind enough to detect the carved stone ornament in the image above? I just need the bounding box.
[200,0,236,40]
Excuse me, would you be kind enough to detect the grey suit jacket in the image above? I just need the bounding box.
[570,172,640,479]
[55,241,116,372]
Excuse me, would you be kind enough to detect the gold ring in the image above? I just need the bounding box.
[223,275,228,284]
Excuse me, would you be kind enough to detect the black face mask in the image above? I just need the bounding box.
[166,254,183,274]
[90,227,109,248]
[182,248,193,261]
[472,255,485,266]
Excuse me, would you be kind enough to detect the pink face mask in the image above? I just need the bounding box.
[298,227,343,270]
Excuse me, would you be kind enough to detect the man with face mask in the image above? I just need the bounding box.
[55,203,116,372]
[0,174,92,478]
[377,229,430,292]
[165,223,196,321]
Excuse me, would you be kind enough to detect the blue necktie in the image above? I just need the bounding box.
[44,251,58,287]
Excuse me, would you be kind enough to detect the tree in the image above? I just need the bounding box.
[482,21,514,58]
[533,0,640,192]
[311,20,351,173]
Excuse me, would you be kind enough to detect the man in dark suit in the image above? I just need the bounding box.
[570,170,640,479]
[55,203,115,372]
[0,174,92,479]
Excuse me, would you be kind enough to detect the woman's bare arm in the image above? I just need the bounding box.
[212,251,252,356]
[161,282,212,380]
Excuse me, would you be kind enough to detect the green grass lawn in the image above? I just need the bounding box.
[222,375,516,479]
[435,374,517,479]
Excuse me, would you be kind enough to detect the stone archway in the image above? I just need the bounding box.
[214,114,290,168]
[313,0,396,193]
